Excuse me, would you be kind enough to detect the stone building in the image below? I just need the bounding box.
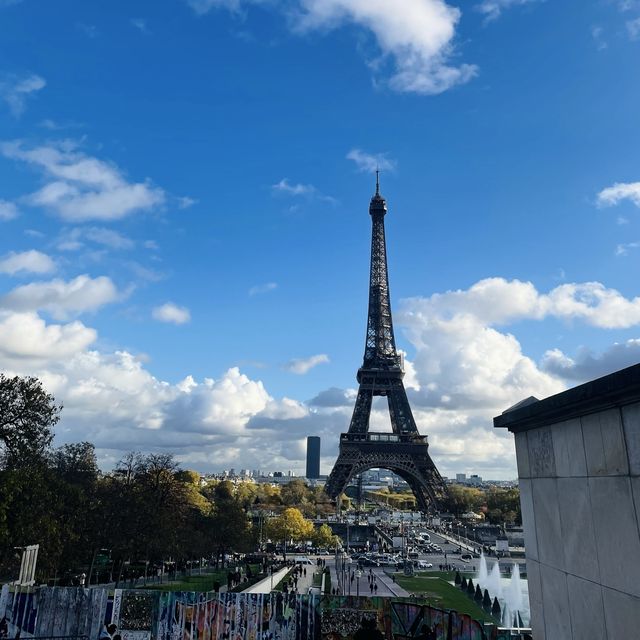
[494,363,640,640]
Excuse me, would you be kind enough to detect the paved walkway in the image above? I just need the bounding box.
[242,567,290,594]
[327,559,409,598]
[241,563,319,595]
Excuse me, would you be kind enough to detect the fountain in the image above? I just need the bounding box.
[473,554,529,627]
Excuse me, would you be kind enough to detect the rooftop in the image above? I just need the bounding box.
[493,362,640,433]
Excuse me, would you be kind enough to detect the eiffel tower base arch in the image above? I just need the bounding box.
[325,436,445,513]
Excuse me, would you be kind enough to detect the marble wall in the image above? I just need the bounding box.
[515,405,640,640]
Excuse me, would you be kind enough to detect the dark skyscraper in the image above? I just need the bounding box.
[306,436,321,479]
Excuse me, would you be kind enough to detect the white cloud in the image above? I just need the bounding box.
[308,386,357,407]
[591,25,607,51]
[130,18,150,34]
[77,23,99,38]
[0,200,18,221]
[627,17,640,39]
[2,140,165,221]
[0,74,45,116]
[400,296,563,412]
[189,0,475,95]
[615,242,640,256]
[0,250,56,275]
[618,1,640,10]
[597,181,640,208]
[476,0,543,22]
[272,178,316,196]
[177,195,197,209]
[0,311,96,363]
[248,282,277,296]
[541,341,640,382]
[57,227,135,251]
[271,178,336,204]
[186,0,242,15]
[152,302,191,325]
[346,148,396,174]
[402,277,640,329]
[284,354,330,374]
[39,118,84,131]
[293,0,477,95]
[0,274,120,319]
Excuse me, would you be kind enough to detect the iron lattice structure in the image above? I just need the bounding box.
[325,178,446,512]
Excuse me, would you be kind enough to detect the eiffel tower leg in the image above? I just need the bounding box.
[347,387,373,434]
[387,380,418,434]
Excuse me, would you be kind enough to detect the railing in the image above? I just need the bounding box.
[340,432,427,444]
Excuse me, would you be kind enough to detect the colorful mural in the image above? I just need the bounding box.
[0,587,491,640]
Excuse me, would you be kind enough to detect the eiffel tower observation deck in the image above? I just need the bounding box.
[325,175,446,512]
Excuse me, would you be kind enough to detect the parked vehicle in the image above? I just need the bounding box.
[358,558,380,567]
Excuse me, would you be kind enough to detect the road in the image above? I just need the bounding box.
[416,529,527,575]
[326,557,409,597]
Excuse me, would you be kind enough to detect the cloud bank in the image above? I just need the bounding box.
[2,274,639,478]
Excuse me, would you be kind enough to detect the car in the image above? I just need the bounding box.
[358,558,380,567]
[461,554,473,561]
[416,561,433,569]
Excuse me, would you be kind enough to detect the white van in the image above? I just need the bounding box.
[294,556,314,565]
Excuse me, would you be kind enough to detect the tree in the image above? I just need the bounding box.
[0,375,60,469]
[312,523,340,550]
[441,485,484,516]
[265,507,314,559]
[280,479,311,507]
[51,442,99,486]
[484,487,521,525]
[207,481,253,566]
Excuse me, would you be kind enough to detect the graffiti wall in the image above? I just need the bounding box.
[0,586,489,640]
[319,596,486,640]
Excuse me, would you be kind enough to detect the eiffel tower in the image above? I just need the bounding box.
[325,175,446,513]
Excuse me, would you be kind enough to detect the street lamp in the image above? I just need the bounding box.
[340,551,347,594]
[355,569,362,598]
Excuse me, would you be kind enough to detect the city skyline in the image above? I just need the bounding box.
[1,1,640,479]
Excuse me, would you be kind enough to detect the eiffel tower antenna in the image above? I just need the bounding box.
[325,183,446,513]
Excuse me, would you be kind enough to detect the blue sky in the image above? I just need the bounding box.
[2,0,640,479]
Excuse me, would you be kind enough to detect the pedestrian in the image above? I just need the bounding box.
[374,583,378,594]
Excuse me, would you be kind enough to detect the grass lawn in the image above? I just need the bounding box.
[146,571,228,592]
[273,568,294,591]
[393,572,496,625]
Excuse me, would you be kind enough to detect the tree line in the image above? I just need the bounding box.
[0,374,336,584]
[440,484,521,525]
